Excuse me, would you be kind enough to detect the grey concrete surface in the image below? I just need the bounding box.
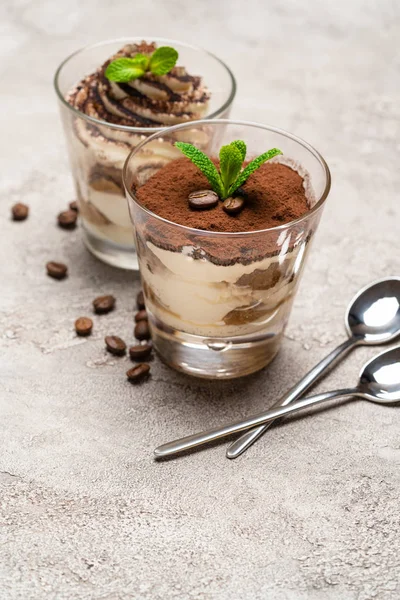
[1,1,399,598]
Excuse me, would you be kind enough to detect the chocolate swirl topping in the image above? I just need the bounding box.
[67,42,210,128]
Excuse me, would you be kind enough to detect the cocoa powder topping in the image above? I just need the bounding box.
[135,158,310,233]
[134,157,314,265]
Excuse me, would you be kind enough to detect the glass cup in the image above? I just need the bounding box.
[54,38,236,270]
[124,120,331,379]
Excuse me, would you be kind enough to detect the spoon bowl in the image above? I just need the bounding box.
[346,277,400,344]
[359,345,400,402]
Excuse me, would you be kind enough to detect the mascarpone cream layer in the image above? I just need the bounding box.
[84,218,134,247]
[142,242,307,337]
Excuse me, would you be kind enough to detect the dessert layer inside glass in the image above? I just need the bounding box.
[65,42,211,246]
[134,157,315,337]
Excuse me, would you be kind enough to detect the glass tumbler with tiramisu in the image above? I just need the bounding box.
[124,120,331,379]
[54,38,236,269]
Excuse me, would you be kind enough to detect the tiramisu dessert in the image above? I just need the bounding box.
[64,42,212,257]
[128,137,319,376]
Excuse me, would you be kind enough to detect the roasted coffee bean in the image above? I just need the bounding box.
[75,317,93,336]
[12,203,29,221]
[222,195,245,215]
[136,290,145,310]
[188,189,219,210]
[129,343,153,361]
[58,209,77,229]
[105,335,126,356]
[135,320,151,341]
[126,363,151,383]
[69,200,79,212]
[134,309,148,322]
[93,294,115,314]
[46,261,68,280]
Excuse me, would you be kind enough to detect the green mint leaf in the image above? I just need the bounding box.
[231,140,247,162]
[219,144,243,197]
[105,58,145,82]
[149,46,178,76]
[131,53,150,71]
[175,142,224,198]
[228,148,282,196]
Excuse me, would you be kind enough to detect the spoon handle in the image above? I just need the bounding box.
[154,388,358,458]
[226,337,358,459]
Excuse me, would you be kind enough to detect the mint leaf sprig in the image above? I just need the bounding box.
[175,141,282,200]
[105,46,178,83]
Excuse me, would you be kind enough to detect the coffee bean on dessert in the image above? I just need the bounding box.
[69,200,79,212]
[129,343,153,361]
[75,317,93,336]
[188,190,219,210]
[222,195,245,215]
[105,335,126,356]
[58,209,77,229]
[134,309,148,322]
[137,290,145,310]
[46,261,68,280]
[11,203,29,221]
[93,294,115,314]
[135,320,151,341]
[126,363,151,383]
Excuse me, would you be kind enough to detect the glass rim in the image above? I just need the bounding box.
[123,119,332,237]
[54,36,237,134]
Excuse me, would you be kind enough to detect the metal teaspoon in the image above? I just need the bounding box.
[226,276,400,459]
[154,345,400,459]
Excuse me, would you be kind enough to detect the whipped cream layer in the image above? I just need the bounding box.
[67,42,210,129]
[142,240,309,338]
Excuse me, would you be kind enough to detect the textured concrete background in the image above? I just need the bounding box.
[1,1,399,598]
